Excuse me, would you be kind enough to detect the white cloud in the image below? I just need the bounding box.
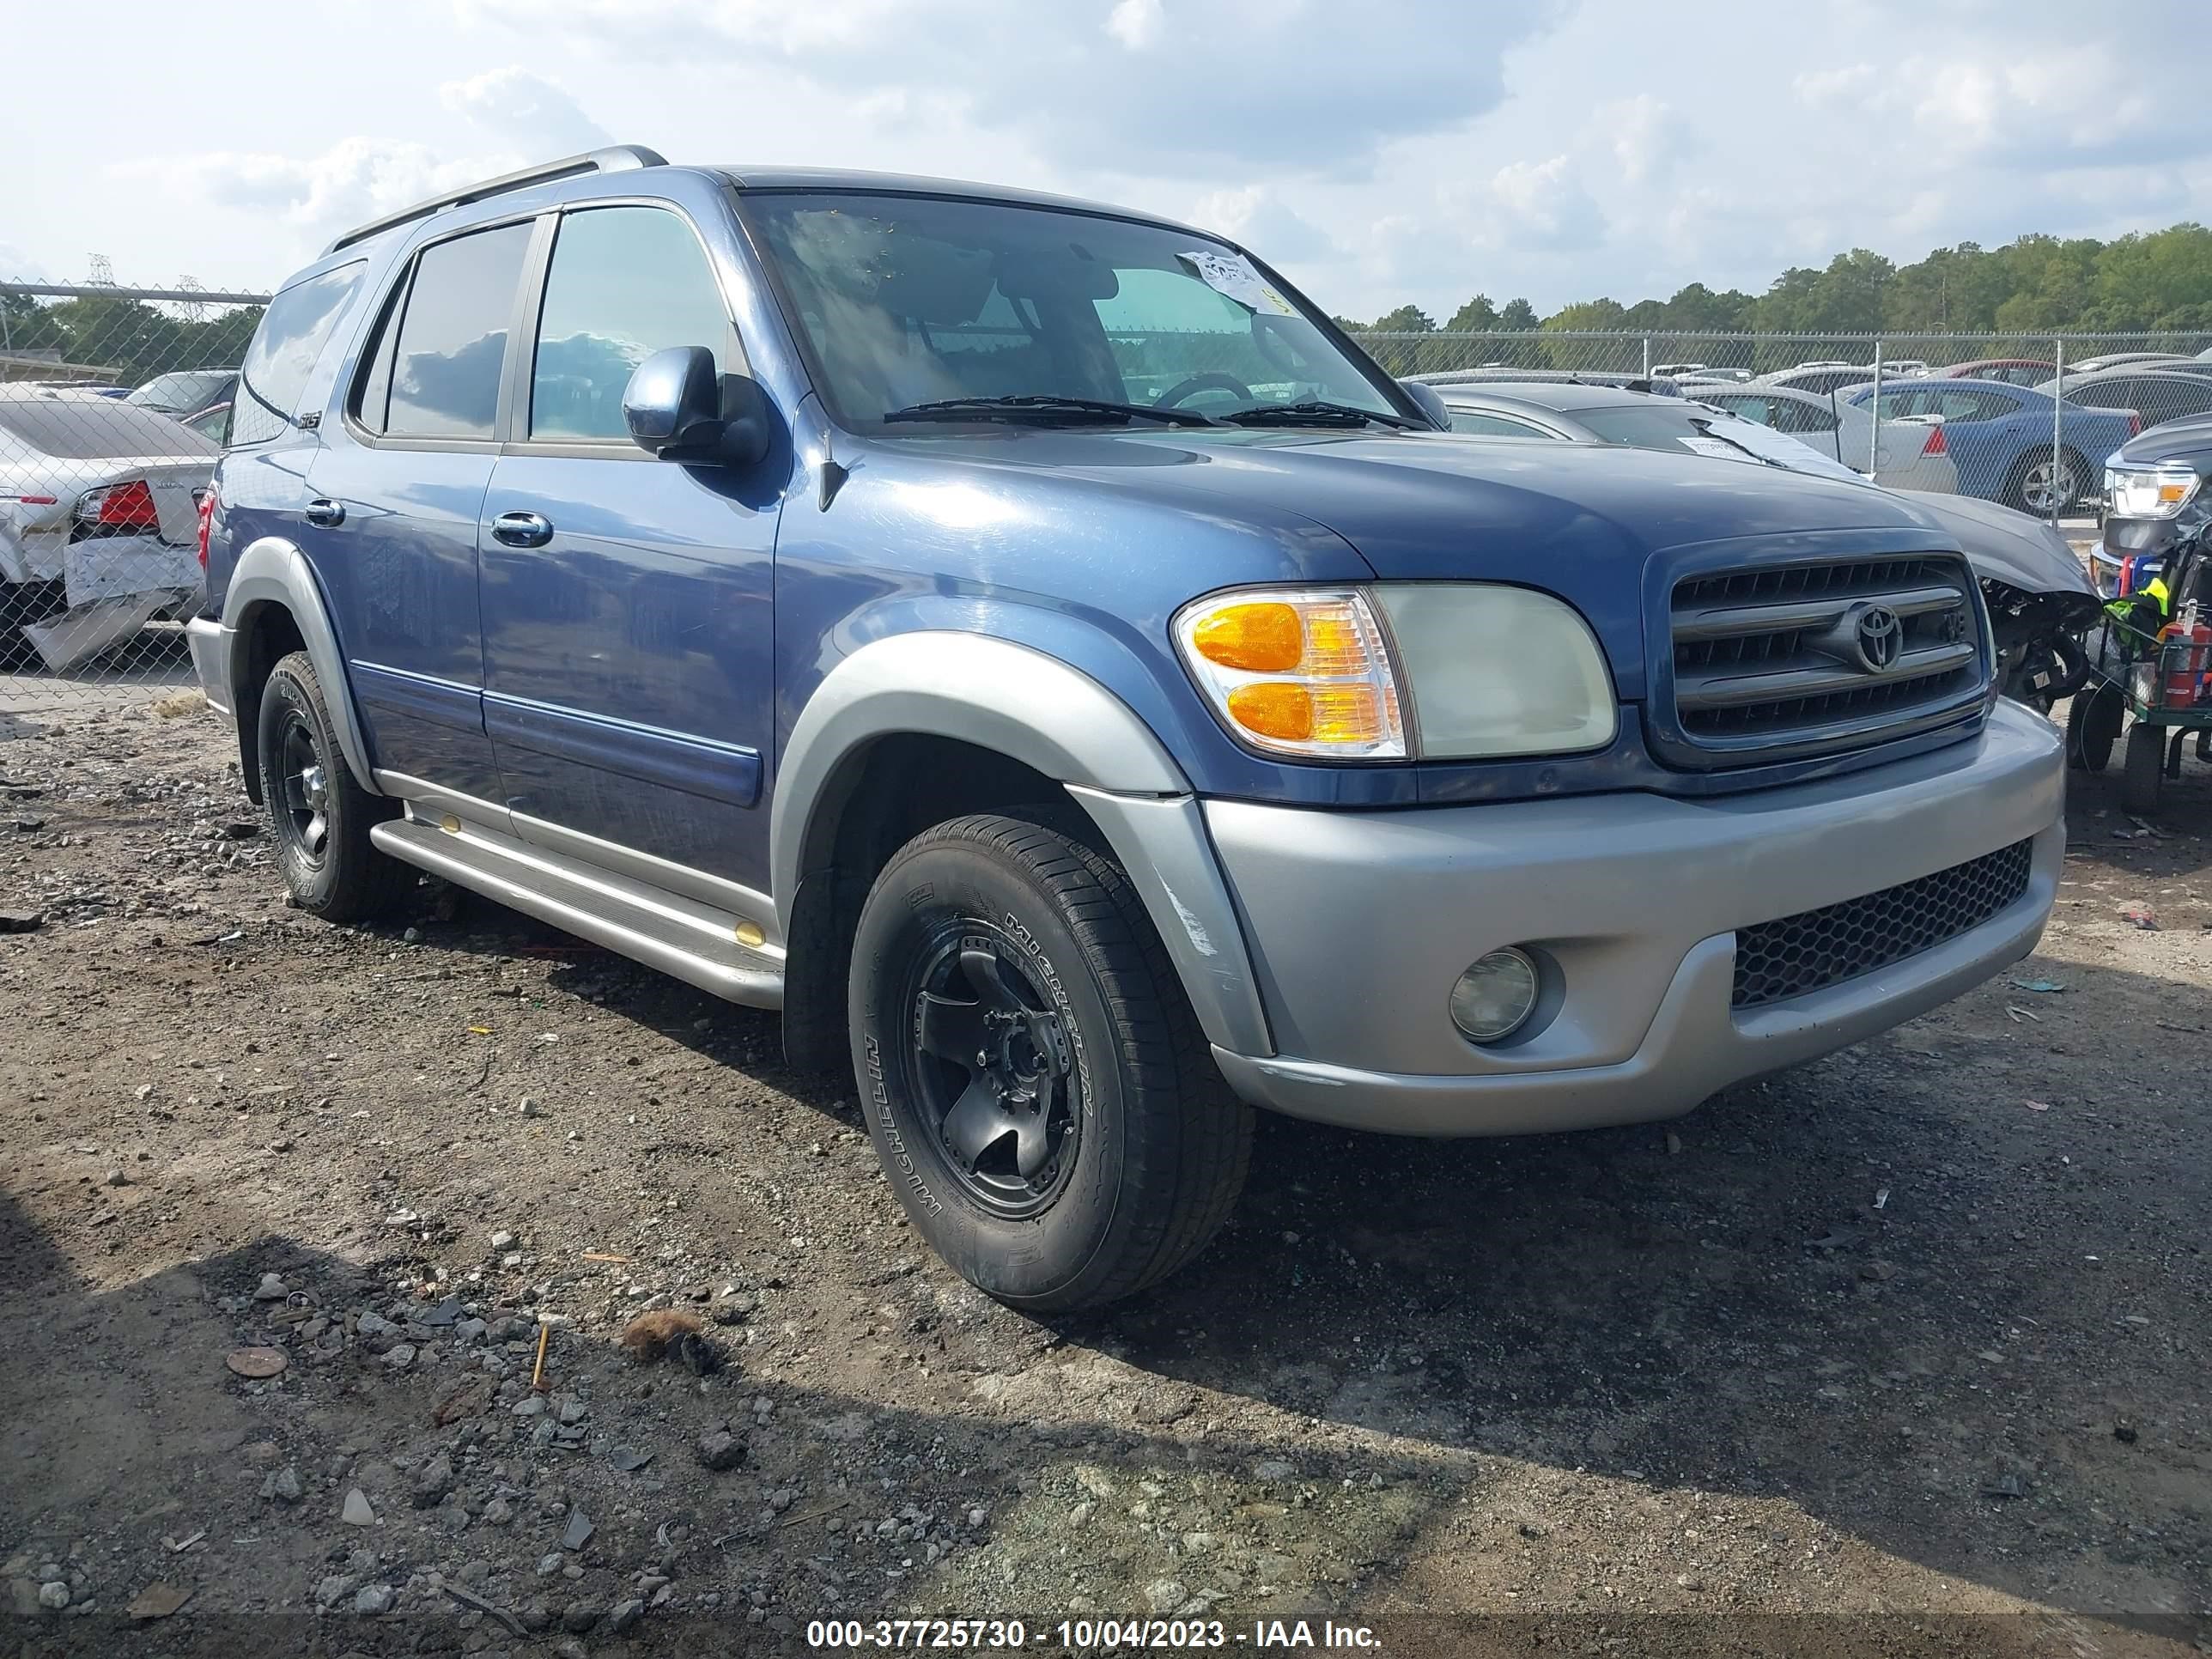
[439,67,608,156]
[1105,0,1163,50]
[1191,185,1338,264]
[1475,155,1605,252]
[1603,94,1689,187]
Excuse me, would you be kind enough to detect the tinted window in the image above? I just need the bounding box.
[386,223,532,440]
[2071,379,2135,410]
[530,207,732,441]
[1761,397,1836,434]
[1448,410,1553,437]
[2136,379,2212,422]
[0,396,219,460]
[232,261,366,446]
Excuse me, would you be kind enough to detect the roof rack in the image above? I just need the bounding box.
[321,144,669,256]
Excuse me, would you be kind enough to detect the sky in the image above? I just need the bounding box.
[7,0,2209,321]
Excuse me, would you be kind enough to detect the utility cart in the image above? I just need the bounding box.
[2068,601,2212,816]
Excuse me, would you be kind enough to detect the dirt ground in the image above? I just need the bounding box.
[0,692,2207,1659]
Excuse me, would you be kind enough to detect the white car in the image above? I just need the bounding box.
[1678,383,1960,494]
[0,387,216,672]
[1428,380,1960,495]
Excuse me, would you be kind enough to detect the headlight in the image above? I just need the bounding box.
[1173,587,1406,759]
[1173,583,1615,762]
[2106,463,2202,519]
[1374,582,1617,758]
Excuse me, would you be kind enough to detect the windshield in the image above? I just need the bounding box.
[125,371,232,413]
[744,191,1402,430]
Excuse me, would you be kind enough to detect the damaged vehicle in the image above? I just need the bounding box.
[1419,378,2101,709]
[0,387,214,672]
[189,149,2065,1310]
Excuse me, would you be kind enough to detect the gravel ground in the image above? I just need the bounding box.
[0,696,2207,1659]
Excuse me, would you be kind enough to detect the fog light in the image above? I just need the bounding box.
[1450,949,1540,1043]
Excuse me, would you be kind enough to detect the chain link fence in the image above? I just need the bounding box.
[1370,328,2212,514]
[3,280,267,726]
[7,273,2210,722]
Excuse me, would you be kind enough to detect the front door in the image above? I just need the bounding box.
[476,203,780,892]
[304,219,538,803]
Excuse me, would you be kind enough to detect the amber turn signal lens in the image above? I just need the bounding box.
[1225,681,1315,739]
[1191,601,1304,672]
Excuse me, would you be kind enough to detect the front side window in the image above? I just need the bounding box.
[744,191,1401,430]
[530,207,733,441]
[385,222,533,440]
[232,261,365,446]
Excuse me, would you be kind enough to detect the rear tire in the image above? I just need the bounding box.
[255,651,413,922]
[2004,448,2088,515]
[2066,685,2124,772]
[849,812,1252,1311]
[2121,720,2165,816]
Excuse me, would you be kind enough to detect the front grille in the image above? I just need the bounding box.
[1663,554,1987,767]
[1731,838,2034,1008]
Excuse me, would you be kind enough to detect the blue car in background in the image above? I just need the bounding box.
[1846,380,2138,514]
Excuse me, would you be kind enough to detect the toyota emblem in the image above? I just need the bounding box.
[1853,605,1903,672]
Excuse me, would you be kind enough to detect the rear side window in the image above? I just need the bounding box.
[232,262,366,446]
[385,222,534,440]
[530,206,732,441]
[0,397,218,460]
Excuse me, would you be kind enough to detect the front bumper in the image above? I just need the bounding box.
[1205,698,2064,1136]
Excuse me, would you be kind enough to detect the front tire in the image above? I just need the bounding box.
[2066,684,2124,772]
[849,813,1252,1311]
[255,651,412,922]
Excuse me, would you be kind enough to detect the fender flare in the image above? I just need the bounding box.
[770,632,1273,1057]
[220,536,378,793]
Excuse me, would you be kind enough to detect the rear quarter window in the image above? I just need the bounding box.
[231,261,368,446]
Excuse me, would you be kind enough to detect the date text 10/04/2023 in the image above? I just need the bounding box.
[804,1618,1382,1650]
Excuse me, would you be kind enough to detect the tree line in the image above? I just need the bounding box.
[2,291,261,389]
[1335,222,2212,375]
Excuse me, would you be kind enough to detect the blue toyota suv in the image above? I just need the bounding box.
[191,147,2065,1310]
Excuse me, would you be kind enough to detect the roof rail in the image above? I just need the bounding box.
[321,144,669,256]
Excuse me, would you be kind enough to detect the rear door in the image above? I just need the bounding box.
[476,202,780,892]
[302,219,537,804]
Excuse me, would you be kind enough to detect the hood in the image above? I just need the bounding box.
[1893,490,2096,599]
[2112,414,2212,470]
[871,427,1958,698]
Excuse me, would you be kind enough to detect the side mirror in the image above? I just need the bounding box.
[1398,380,1449,430]
[623,346,774,469]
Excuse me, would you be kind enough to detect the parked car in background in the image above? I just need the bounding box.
[1757,365,1879,396]
[1883,359,1932,376]
[1844,379,2137,513]
[125,368,240,419]
[1413,368,1683,396]
[0,386,215,670]
[1650,361,1705,378]
[1677,367,1753,384]
[186,147,2064,1310]
[178,403,230,444]
[2091,411,2212,595]
[2041,368,2212,433]
[2063,352,2190,377]
[1934,359,2054,387]
[1684,382,1954,486]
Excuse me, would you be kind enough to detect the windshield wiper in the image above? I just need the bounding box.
[882,395,1220,428]
[1218,399,1423,430]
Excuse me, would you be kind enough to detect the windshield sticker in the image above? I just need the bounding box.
[1679,435,1752,460]
[1180,251,1298,315]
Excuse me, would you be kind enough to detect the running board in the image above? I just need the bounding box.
[370,813,783,1010]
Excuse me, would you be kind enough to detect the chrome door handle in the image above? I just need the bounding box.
[491,510,554,548]
[303,498,345,527]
